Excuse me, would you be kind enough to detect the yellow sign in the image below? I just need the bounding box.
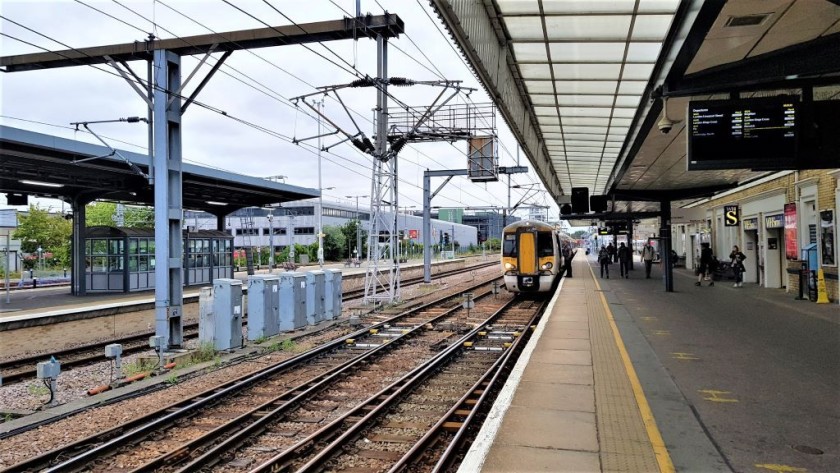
[816,269,829,304]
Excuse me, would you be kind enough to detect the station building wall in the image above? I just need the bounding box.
[696,169,838,303]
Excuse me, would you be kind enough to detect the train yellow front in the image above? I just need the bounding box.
[500,220,566,293]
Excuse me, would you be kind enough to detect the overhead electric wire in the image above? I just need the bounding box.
[2,9,505,212]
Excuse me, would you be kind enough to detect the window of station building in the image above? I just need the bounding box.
[269,228,286,235]
[188,238,212,268]
[128,238,156,272]
[212,239,232,266]
[87,238,123,272]
[820,210,835,266]
[294,227,315,235]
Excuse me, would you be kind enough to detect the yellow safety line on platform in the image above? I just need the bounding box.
[589,264,675,473]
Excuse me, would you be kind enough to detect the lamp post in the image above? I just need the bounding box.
[401,206,416,260]
[317,186,335,268]
[267,211,274,273]
[346,194,368,262]
[314,98,325,268]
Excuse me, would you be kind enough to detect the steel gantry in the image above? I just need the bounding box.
[0,14,405,347]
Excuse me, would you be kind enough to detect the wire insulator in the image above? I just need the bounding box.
[388,77,412,86]
[350,78,376,88]
[362,137,375,153]
[390,137,407,155]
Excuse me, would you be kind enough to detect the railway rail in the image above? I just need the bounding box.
[1,272,507,472]
[0,262,496,386]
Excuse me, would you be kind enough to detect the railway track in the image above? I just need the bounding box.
[0,262,496,386]
[2,273,507,472]
[253,297,544,473]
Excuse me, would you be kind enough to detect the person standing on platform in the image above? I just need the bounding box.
[562,243,573,278]
[607,242,617,263]
[696,242,715,286]
[618,242,630,278]
[641,242,655,279]
[729,245,747,287]
[598,246,611,279]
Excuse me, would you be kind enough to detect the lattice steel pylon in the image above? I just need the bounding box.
[291,35,477,305]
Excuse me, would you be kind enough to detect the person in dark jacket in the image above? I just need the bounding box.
[729,245,747,287]
[598,246,611,279]
[696,242,714,286]
[617,242,630,278]
[607,242,617,264]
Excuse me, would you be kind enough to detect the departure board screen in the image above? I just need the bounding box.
[687,97,798,170]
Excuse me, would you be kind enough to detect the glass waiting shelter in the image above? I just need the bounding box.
[84,227,233,292]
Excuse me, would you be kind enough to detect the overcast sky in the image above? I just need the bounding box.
[0,0,561,222]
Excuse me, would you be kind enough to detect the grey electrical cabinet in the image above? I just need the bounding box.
[279,272,307,331]
[212,278,243,350]
[305,270,325,325]
[324,269,343,321]
[247,274,280,341]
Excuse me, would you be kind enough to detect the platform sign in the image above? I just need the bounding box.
[724,205,740,227]
[687,97,797,171]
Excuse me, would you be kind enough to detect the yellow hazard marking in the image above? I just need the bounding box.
[653,330,670,336]
[671,352,699,361]
[463,341,473,347]
[346,339,355,344]
[641,316,657,322]
[478,331,487,336]
[369,329,378,334]
[589,265,675,473]
[755,464,807,472]
[698,389,739,403]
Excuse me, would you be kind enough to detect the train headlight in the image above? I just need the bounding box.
[540,262,553,270]
[504,262,517,271]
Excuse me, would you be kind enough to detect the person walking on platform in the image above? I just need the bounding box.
[730,245,747,287]
[598,246,611,279]
[641,242,655,278]
[618,242,630,278]
[607,242,617,263]
[696,242,715,286]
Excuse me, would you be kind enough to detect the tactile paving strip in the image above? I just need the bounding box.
[585,268,661,472]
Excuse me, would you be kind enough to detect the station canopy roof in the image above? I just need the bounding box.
[432,0,840,217]
[0,125,319,213]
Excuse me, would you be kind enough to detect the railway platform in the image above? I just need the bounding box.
[462,254,839,473]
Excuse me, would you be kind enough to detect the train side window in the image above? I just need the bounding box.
[503,235,517,256]
[538,232,555,256]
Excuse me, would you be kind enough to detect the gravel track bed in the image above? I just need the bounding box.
[0,267,500,469]
[0,266,496,414]
[328,350,499,472]
[0,327,350,469]
[155,290,511,472]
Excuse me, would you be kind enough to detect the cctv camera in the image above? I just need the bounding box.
[658,115,674,134]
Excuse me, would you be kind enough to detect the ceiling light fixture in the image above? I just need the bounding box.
[206,201,227,206]
[20,179,64,188]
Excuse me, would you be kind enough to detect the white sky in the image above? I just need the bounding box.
[0,0,562,223]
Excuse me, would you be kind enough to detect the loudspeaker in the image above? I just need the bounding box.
[590,195,608,212]
[571,187,589,213]
[560,203,572,215]
[6,193,28,206]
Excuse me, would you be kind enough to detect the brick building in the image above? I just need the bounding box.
[672,170,838,302]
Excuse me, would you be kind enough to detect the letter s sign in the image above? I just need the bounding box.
[724,205,740,227]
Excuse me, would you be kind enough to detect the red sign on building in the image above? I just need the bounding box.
[408,229,418,240]
[784,203,797,260]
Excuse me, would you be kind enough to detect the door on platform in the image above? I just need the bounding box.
[765,228,783,288]
[744,230,758,283]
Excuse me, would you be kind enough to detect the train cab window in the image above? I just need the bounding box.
[503,235,517,257]
[538,232,555,256]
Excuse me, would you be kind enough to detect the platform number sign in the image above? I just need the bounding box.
[724,205,740,227]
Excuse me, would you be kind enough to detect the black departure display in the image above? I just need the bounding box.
[687,97,798,171]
